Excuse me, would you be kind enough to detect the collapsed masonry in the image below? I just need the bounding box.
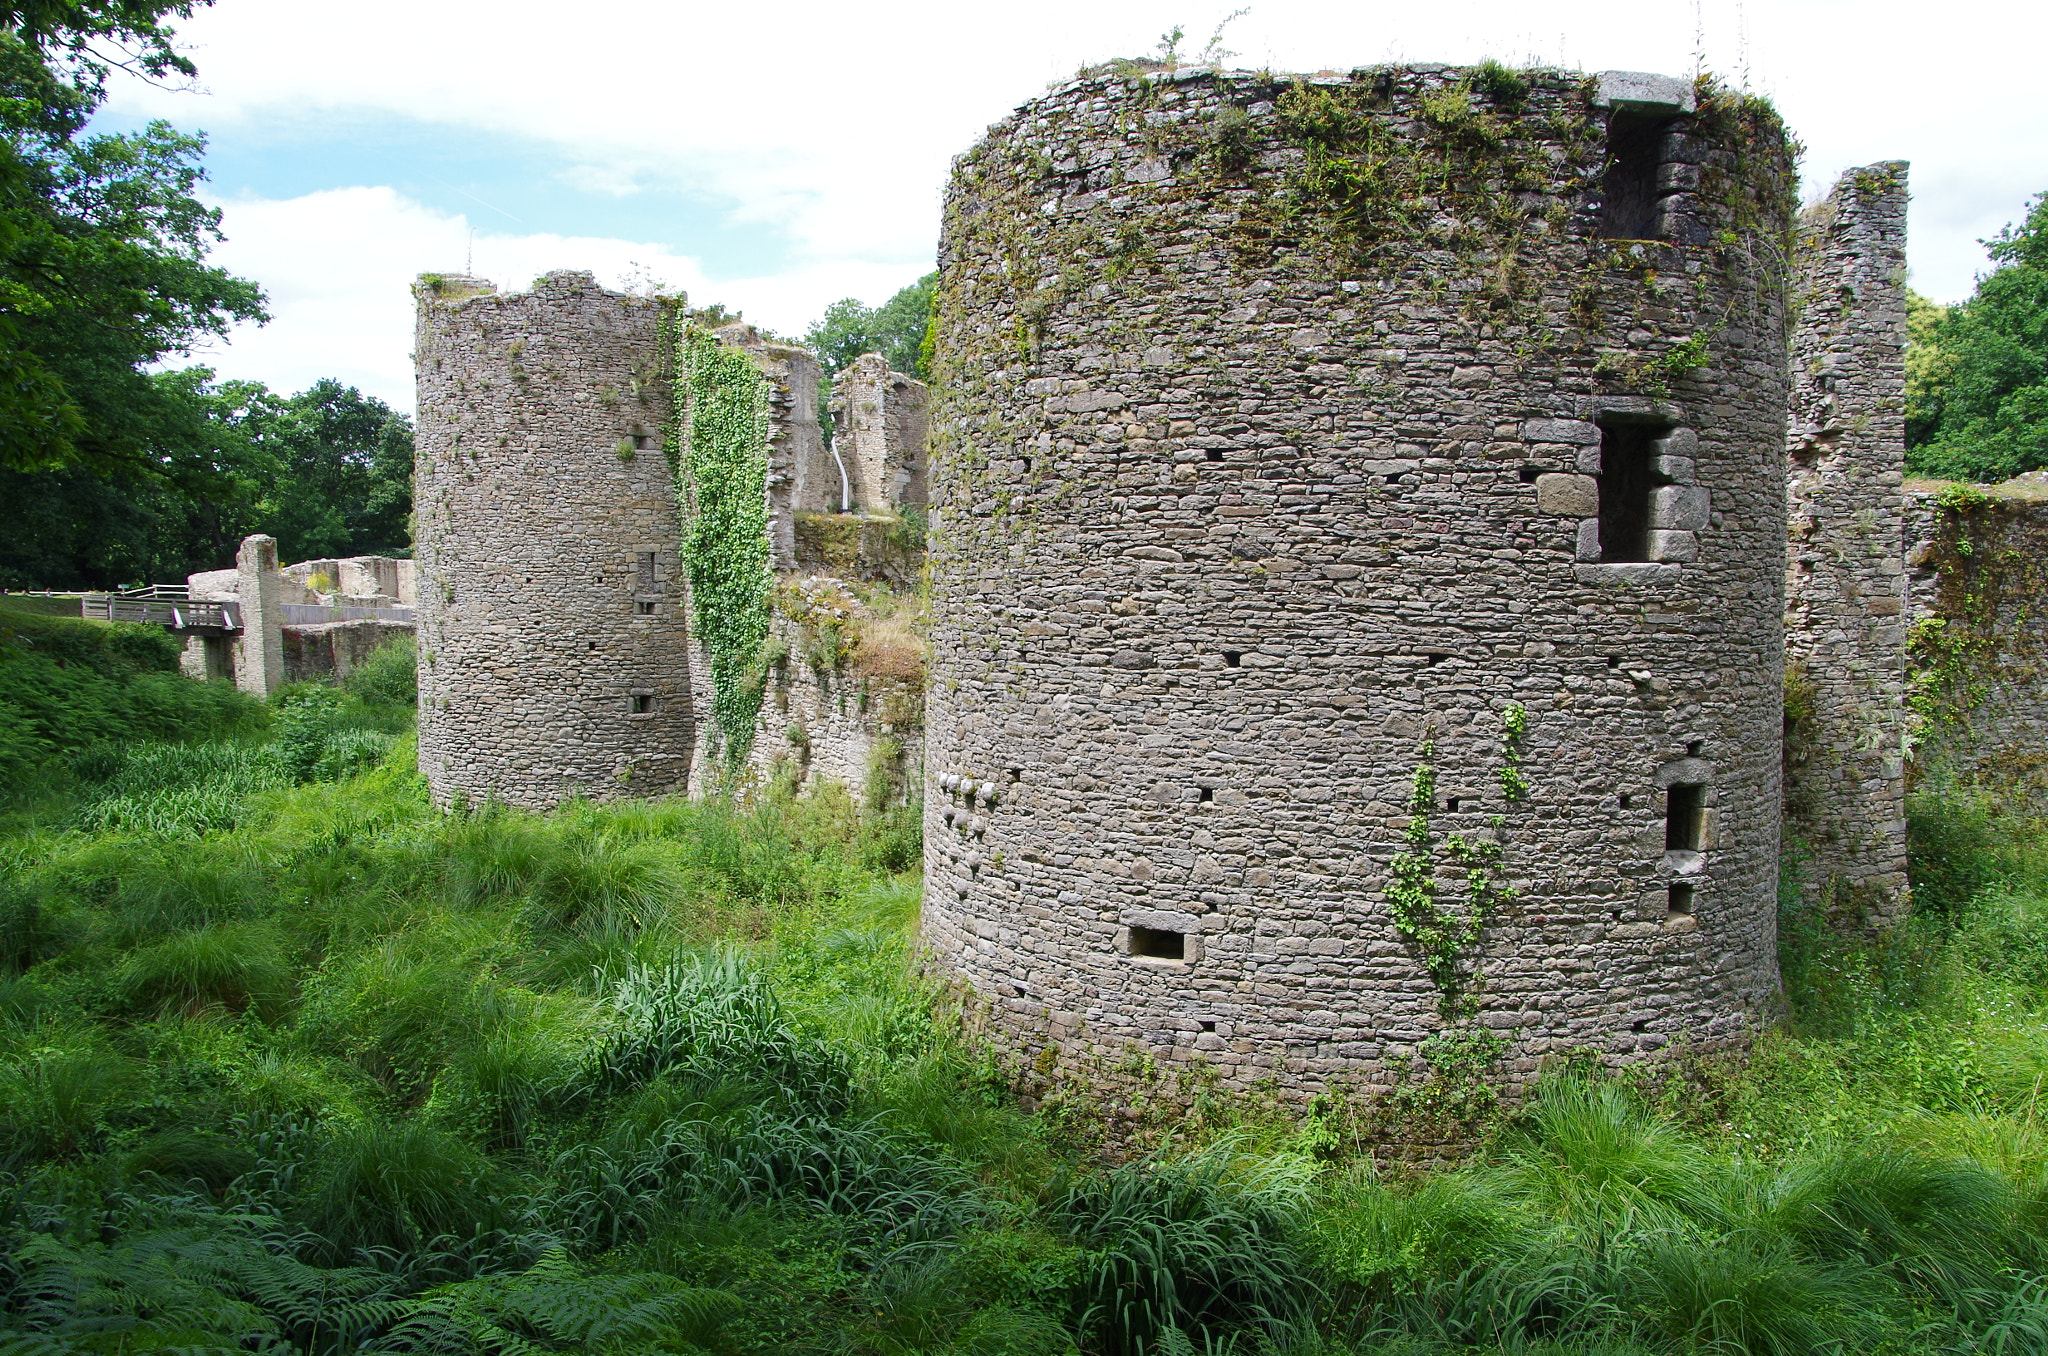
[410,63,2038,1102]
[135,536,417,695]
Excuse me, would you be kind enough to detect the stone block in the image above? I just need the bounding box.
[1535,473,1600,517]
[1576,520,1603,561]
[1651,485,1710,531]
[1593,70,1698,114]
[1523,418,1600,445]
[1646,529,1698,562]
[1653,455,1695,483]
[1654,427,1698,459]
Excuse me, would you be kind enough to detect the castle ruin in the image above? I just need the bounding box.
[407,61,2036,1100]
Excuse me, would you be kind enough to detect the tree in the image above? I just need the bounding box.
[0,373,414,590]
[249,380,413,563]
[0,0,263,477]
[803,271,936,380]
[1905,191,2048,483]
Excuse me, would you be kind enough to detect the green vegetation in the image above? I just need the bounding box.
[1907,189,2048,483]
[667,324,773,772]
[804,272,937,381]
[0,5,414,590]
[6,621,2048,1353]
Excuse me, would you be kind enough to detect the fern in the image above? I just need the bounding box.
[369,1249,737,1355]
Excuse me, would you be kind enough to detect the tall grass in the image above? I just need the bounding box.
[5,655,2048,1354]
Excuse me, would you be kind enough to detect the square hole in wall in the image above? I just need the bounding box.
[1197,786,1214,804]
[1199,1020,1217,1033]
[1667,883,1696,916]
[1129,926,1186,962]
[1223,651,1243,668]
[634,600,656,615]
[1665,783,1705,850]
[1205,448,1224,462]
[628,694,653,715]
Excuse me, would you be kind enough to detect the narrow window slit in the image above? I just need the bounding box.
[1667,883,1696,916]
[1129,926,1186,962]
[1665,783,1706,851]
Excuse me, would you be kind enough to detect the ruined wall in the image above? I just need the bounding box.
[413,271,695,807]
[1906,476,2048,799]
[829,353,930,511]
[283,619,413,684]
[922,64,1799,1099]
[1782,164,1912,924]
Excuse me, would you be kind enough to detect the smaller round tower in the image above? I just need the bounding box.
[413,270,692,807]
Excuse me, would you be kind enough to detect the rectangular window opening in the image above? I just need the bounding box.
[1599,112,1674,240]
[1129,926,1186,962]
[1596,420,1661,562]
[1667,883,1696,916]
[634,600,656,615]
[628,694,653,715]
[1665,783,1706,851]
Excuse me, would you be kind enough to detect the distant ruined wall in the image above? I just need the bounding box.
[1906,476,2048,800]
[923,64,1800,1099]
[829,353,930,512]
[284,619,413,684]
[413,271,695,808]
[1782,164,1911,924]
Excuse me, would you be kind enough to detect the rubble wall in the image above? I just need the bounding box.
[1782,164,1912,924]
[412,271,695,807]
[1906,477,2048,799]
[922,64,1799,1099]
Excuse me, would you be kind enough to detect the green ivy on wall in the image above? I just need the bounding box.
[667,322,772,772]
[1388,705,1527,1018]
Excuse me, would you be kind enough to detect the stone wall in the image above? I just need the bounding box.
[829,353,930,512]
[1906,476,2048,799]
[921,64,1799,1100]
[412,271,697,807]
[1782,164,1912,924]
[283,619,413,684]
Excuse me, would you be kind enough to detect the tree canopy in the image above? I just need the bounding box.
[0,373,414,589]
[1906,191,2048,483]
[803,271,935,380]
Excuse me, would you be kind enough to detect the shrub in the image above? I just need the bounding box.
[346,635,417,709]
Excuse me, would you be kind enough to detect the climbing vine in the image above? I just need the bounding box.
[666,322,772,771]
[1908,483,2042,739]
[1388,704,1526,1017]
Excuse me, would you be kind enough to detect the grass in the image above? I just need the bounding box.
[5,650,2048,1353]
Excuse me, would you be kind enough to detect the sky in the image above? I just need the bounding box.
[101,0,2048,414]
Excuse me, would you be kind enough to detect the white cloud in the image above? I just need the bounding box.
[188,186,927,411]
[556,164,643,198]
[120,0,2046,393]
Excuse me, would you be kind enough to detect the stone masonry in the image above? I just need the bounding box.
[1905,475,2048,799]
[413,271,696,806]
[829,353,930,512]
[414,273,913,809]
[919,64,1799,1097]
[1782,164,1912,924]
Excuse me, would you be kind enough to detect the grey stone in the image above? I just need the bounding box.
[1593,70,1698,114]
[1535,473,1600,517]
[1523,418,1600,445]
[1651,485,1711,531]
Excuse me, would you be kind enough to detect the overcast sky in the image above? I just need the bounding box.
[103,0,2047,413]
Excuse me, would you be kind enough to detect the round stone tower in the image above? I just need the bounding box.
[413,270,693,807]
[921,65,1799,1095]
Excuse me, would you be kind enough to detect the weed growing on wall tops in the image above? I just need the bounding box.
[668,324,772,771]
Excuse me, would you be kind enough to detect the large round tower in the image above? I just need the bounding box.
[413,271,693,807]
[921,65,1799,1094]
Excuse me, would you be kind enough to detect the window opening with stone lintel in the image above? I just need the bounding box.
[1599,112,1678,240]
[1596,418,1665,562]
[1128,926,1186,962]
[1665,782,1706,851]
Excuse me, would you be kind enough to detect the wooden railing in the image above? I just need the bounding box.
[79,586,241,631]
